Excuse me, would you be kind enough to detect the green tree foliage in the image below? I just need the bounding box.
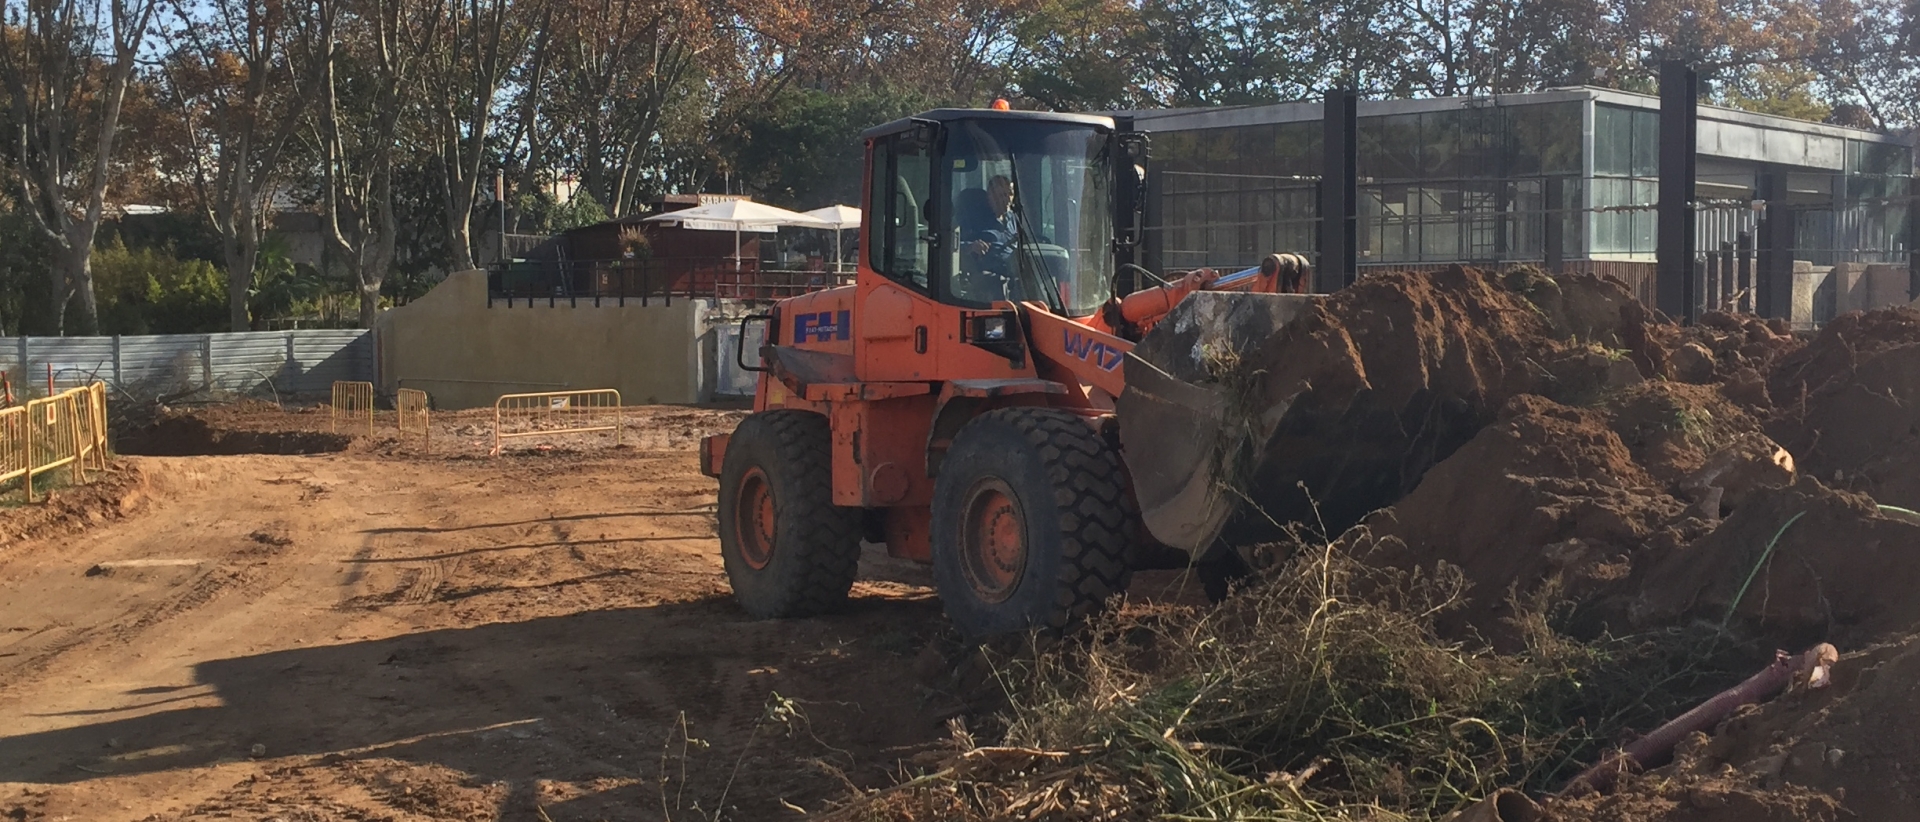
[248,237,360,327]
[90,238,228,335]
[513,187,609,234]
[727,87,937,209]
[1723,67,1836,123]
[0,205,52,336]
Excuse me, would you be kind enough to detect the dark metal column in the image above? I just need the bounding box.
[1755,165,1795,319]
[1656,61,1699,321]
[1111,115,1143,295]
[1318,89,1359,293]
[1544,177,1566,272]
[1910,172,1919,302]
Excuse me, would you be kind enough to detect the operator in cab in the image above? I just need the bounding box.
[960,174,1016,278]
[956,171,1021,299]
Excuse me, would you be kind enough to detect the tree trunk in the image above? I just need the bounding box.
[57,229,100,336]
[358,282,381,328]
[47,262,74,337]
[224,225,259,332]
[445,188,476,271]
[356,156,399,329]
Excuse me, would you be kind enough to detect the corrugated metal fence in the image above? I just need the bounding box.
[1,330,373,400]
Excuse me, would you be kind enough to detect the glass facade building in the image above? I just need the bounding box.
[1126,88,1914,305]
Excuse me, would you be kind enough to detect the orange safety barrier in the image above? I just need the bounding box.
[492,389,622,456]
[330,381,375,435]
[397,388,431,451]
[2,382,109,503]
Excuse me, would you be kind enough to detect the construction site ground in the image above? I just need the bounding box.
[9,274,1920,822]
[0,404,1167,822]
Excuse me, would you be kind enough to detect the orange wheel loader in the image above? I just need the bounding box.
[700,107,1318,637]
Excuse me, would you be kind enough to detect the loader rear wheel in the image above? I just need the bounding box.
[718,410,861,619]
[931,408,1134,637]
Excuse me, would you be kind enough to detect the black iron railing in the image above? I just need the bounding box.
[488,258,855,307]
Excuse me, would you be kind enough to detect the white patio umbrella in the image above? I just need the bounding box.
[643,200,830,270]
[801,205,861,272]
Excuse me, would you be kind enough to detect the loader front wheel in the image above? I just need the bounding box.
[932,408,1133,637]
[718,410,861,618]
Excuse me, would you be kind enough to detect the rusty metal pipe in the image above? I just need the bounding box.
[1560,644,1835,796]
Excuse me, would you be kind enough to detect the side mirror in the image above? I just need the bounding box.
[1119,132,1150,161]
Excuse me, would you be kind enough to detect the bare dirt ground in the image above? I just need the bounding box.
[0,405,987,822]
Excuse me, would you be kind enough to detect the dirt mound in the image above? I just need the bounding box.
[838,270,1920,820]
[1634,479,1920,648]
[1350,396,1692,639]
[119,411,353,455]
[0,461,152,546]
[1545,748,1844,822]
[1769,306,1920,405]
[1605,381,1780,492]
[1221,265,1642,541]
[1335,379,1807,644]
[1769,342,1920,510]
[1633,311,1802,416]
[1678,633,1920,822]
[1503,267,1643,347]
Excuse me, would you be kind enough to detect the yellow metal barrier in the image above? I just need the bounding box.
[492,389,622,456]
[0,405,27,501]
[2,382,110,503]
[397,388,431,451]
[330,381,375,435]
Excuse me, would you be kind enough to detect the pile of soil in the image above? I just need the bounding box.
[1690,633,1920,822]
[0,461,152,546]
[1765,309,1920,511]
[1633,479,1920,646]
[1212,269,1920,818]
[1216,266,1644,541]
[836,269,1920,821]
[1349,395,1696,643]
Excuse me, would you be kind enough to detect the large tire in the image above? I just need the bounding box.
[931,408,1134,637]
[717,410,862,618]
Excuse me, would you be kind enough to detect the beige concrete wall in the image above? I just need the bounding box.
[375,269,712,409]
[1861,264,1911,312]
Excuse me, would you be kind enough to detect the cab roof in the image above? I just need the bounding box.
[859,108,1116,142]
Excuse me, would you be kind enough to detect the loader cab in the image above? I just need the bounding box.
[859,109,1123,320]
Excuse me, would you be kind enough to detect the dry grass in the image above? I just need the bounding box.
[821,536,1751,822]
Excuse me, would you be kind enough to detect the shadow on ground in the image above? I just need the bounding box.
[1,592,949,820]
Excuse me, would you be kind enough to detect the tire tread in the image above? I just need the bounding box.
[721,410,861,618]
[974,407,1134,632]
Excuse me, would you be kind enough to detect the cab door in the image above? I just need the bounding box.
[857,130,944,382]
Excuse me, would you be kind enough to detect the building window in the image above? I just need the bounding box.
[1591,105,1660,258]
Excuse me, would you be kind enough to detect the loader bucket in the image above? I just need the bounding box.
[1116,291,1321,557]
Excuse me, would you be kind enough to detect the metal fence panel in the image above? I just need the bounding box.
[0,330,372,400]
[289,331,374,394]
[117,336,205,393]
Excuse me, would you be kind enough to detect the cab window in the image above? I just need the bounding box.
[866,134,933,290]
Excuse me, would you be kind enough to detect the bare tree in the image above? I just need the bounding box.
[162,0,331,331]
[0,0,159,335]
[548,0,703,217]
[313,0,433,327]
[422,0,526,271]
[496,0,551,227]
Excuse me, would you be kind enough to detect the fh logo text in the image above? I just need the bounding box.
[793,310,851,343]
